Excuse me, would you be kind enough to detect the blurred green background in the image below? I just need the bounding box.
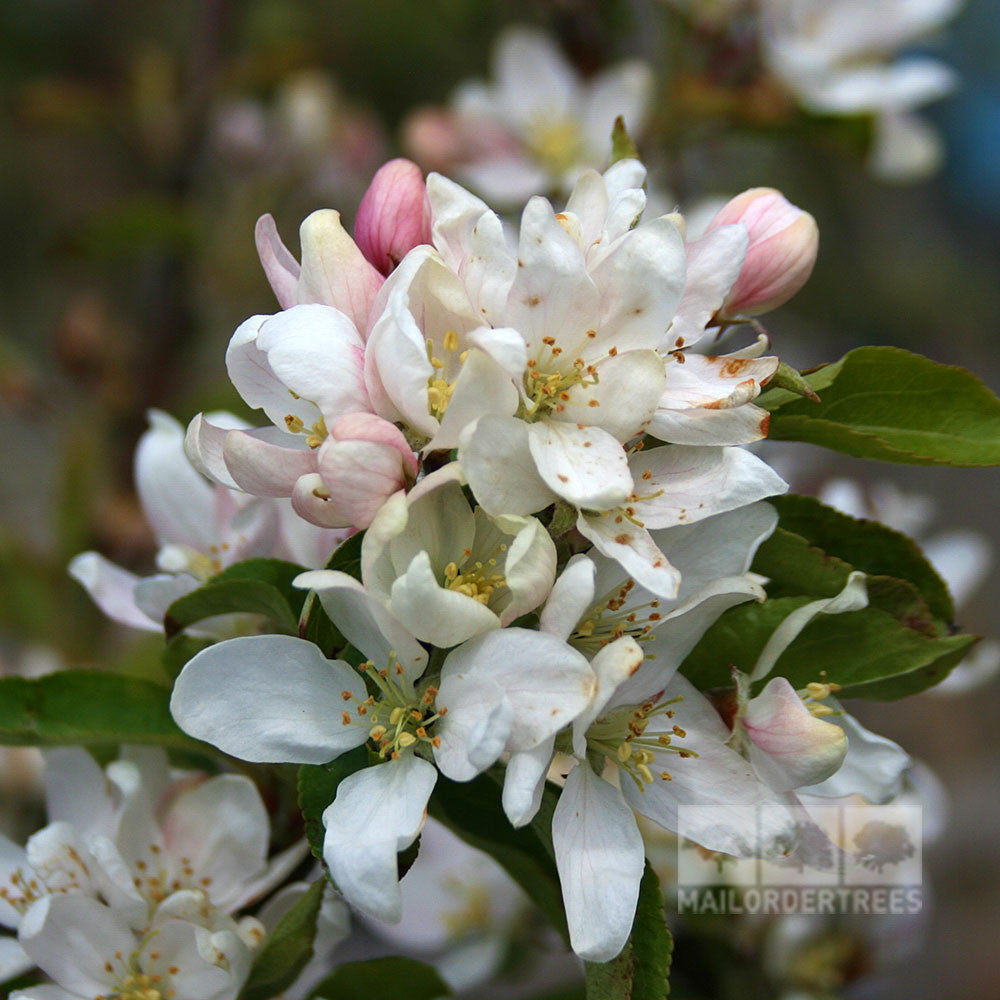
[0,2,998,998]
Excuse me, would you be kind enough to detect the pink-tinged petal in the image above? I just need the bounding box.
[185,413,241,490]
[527,422,632,511]
[255,213,300,309]
[254,304,370,427]
[223,429,317,497]
[68,553,156,631]
[317,439,410,530]
[297,209,385,333]
[540,554,596,642]
[170,635,369,763]
[460,416,558,517]
[432,671,512,782]
[576,513,681,600]
[502,736,555,828]
[707,189,818,317]
[293,570,428,682]
[558,350,665,442]
[743,677,848,790]
[552,764,644,963]
[292,472,357,529]
[354,159,431,276]
[322,755,436,922]
[667,224,748,350]
[633,445,788,530]
[331,413,418,476]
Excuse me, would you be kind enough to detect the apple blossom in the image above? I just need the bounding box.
[705,188,819,318]
[354,158,433,276]
[407,26,652,205]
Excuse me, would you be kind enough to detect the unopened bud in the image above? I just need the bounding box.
[354,159,431,276]
[709,188,819,317]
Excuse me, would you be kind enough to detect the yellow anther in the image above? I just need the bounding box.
[397,732,417,748]
[369,725,387,741]
[809,704,835,717]
[444,562,459,581]
[617,743,633,762]
[389,707,405,725]
[442,329,460,352]
[637,763,654,784]
[284,415,305,434]
[806,682,831,699]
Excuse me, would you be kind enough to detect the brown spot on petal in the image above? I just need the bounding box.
[558,474,569,482]
[615,533,632,544]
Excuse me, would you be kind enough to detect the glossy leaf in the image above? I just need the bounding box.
[308,957,451,1000]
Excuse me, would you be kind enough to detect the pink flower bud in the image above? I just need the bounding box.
[354,159,432,276]
[708,188,819,317]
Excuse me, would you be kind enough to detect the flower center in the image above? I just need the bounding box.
[587,694,698,788]
[572,577,663,655]
[130,844,214,906]
[442,541,508,605]
[426,329,468,419]
[340,654,447,760]
[525,114,585,177]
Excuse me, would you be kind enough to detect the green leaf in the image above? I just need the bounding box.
[680,599,977,699]
[585,863,672,1000]
[239,879,324,1000]
[164,579,297,638]
[429,769,569,943]
[308,957,451,1000]
[611,115,639,163]
[161,633,214,679]
[755,494,955,621]
[297,748,370,863]
[325,531,364,578]
[761,347,1000,466]
[0,671,199,749]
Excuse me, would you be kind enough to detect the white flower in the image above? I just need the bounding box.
[170,603,596,922]
[70,411,340,631]
[13,894,251,1000]
[351,464,556,647]
[430,26,652,205]
[761,0,960,181]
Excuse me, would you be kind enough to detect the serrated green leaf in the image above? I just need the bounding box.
[680,600,977,699]
[0,671,199,749]
[164,579,297,638]
[308,957,451,1000]
[761,347,1000,466]
[429,768,569,944]
[611,115,640,163]
[585,863,672,1000]
[239,879,324,1000]
[297,748,370,863]
[758,494,954,621]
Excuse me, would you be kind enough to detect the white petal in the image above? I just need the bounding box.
[0,936,34,984]
[184,413,242,490]
[581,62,653,158]
[432,672,512,781]
[439,629,595,751]
[540,554,596,642]
[135,410,217,551]
[390,550,500,648]
[67,553,155,631]
[576,513,681,599]
[492,27,577,130]
[322,756,436,922]
[634,445,788,530]
[18,895,130,994]
[170,635,369,763]
[42,747,113,837]
[293,571,428,682]
[572,637,645,756]
[498,515,557,625]
[552,764,645,962]
[527,421,632,511]
[222,429,316,497]
[142,917,249,1000]
[460,415,558,516]
[502,737,555,828]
